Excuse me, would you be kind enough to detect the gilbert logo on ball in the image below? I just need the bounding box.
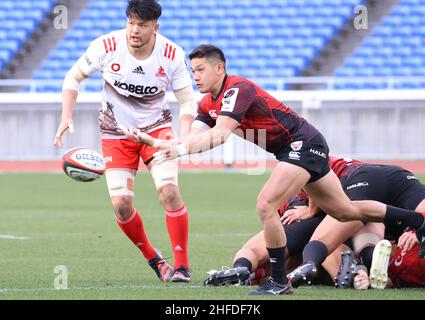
[62,147,105,182]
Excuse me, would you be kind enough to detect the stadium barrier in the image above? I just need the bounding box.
[0,80,424,171]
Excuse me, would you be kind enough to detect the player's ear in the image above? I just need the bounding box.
[153,21,159,33]
[216,62,226,74]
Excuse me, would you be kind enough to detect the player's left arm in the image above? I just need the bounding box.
[173,85,197,142]
[152,115,239,163]
[171,47,197,142]
[153,83,255,162]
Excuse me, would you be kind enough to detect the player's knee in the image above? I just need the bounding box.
[111,196,133,219]
[256,197,275,221]
[158,184,181,207]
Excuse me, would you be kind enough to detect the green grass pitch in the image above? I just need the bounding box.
[0,171,424,300]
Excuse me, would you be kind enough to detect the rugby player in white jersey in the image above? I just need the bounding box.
[54,0,197,283]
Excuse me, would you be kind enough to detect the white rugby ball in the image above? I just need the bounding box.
[62,147,105,182]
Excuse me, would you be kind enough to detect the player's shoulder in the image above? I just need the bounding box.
[199,93,213,109]
[90,29,125,54]
[156,33,185,62]
[226,75,257,91]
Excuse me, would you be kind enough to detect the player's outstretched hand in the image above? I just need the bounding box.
[153,144,188,164]
[54,118,74,148]
[120,126,176,149]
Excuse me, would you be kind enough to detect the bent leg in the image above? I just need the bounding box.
[256,161,310,284]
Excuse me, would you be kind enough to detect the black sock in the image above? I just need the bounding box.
[233,257,253,272]
[358,246,374,270]
[302,240,328,265]
[384,205,424,230]
[267,247,288,285]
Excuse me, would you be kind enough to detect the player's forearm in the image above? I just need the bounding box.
[61,64,87,119]
[61,89,78,119]
[185,126,232,154]
[179,114,195,142]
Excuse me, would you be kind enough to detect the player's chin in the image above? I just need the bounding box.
[129,42,143,48]
[197,85,207,94]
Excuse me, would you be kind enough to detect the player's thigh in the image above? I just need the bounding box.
[257,161,310,211]
[102,139,141,171]
[304,170,355,220]
[140,127,174,165]
[310,214,364,253]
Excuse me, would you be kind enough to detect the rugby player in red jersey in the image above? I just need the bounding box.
[124,44,425,295]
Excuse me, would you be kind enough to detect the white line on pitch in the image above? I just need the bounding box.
[0,234,29,240]
[0,284,205,294]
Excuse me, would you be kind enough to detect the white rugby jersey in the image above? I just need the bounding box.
[76,29,192,137]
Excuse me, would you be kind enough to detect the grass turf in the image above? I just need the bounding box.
[0,172,424,300]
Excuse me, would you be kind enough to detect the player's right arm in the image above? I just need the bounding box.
[54,38,103,148]
[54,66,89,148]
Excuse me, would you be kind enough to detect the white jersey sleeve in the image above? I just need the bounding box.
[76,37,105,76]
[170,47,193,90]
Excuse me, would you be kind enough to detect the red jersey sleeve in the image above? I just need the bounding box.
[195,97,216,128]
[219,81,256,123]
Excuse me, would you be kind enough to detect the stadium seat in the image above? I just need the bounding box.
[0,0,54,72]
[334,0,425,89]
[29,0,366,92]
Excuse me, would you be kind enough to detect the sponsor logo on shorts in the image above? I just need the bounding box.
[309,148,326,159]
[290,141,303,151]
[209,110,218,119]
[407,175,418,180]
[288,151,300,161]
[346,182,369,190]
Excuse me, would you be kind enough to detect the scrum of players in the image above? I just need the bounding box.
[204,156,425,290]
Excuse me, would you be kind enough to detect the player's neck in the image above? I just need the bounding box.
[211,74,227,99]
[127,34,156,60]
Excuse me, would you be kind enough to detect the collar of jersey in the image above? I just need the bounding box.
[212,74,228,101]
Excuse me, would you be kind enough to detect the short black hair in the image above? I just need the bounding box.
[126,0,162,21]
[189,44,226,65]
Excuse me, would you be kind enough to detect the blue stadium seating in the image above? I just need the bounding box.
[335,0,425,89]
[32,0,364,92]
[0,0,56,72]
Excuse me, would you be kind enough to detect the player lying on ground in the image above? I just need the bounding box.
[123,44,425,295]
[287,158,425,288]
[54,0,197,282]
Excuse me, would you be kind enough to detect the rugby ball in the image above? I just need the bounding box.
[62,147,105,182]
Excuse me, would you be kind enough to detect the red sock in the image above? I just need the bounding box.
[116,208,156,261]
[165,205,189,269]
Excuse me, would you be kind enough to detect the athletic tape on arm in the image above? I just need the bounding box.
[62,64,86,92]
[174,85,197,118]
